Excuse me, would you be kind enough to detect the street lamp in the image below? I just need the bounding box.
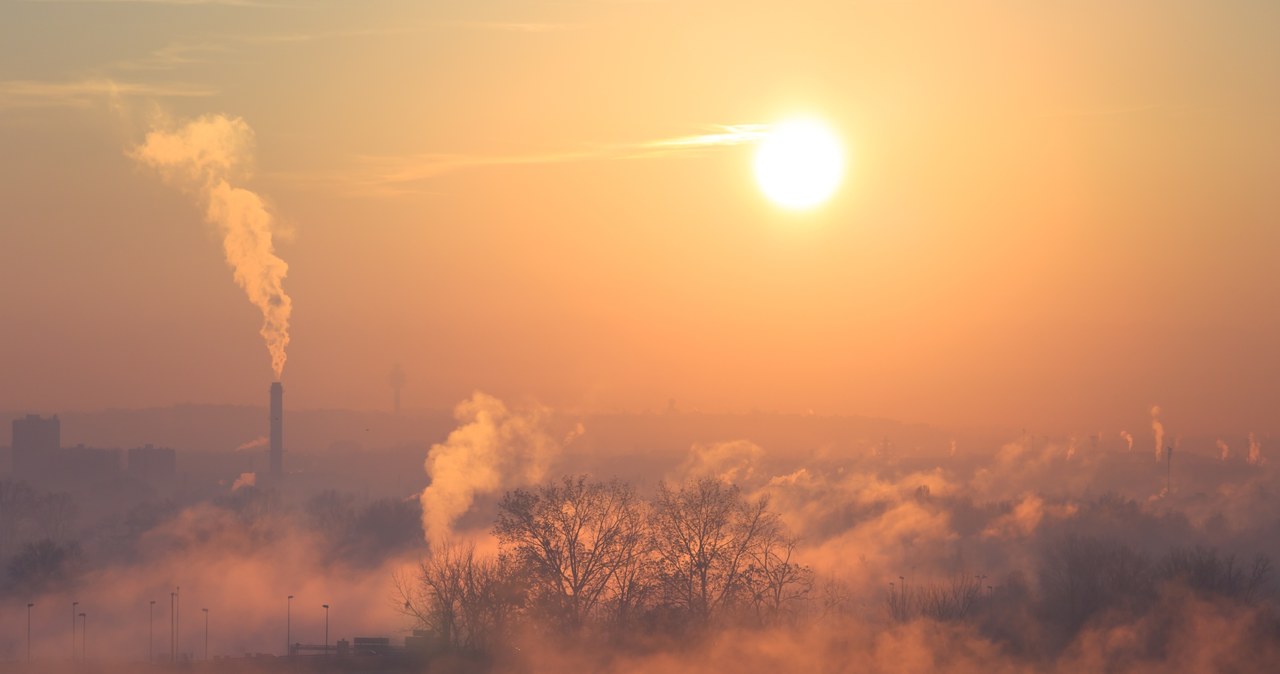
[71,601,77,662]
[286,595,294,657]
[321,604,329,656]
[202,608,209,660]
[78,612,86,662]
[149,600,156,663]
[26,603,34,663]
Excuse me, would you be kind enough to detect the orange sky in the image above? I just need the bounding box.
[2,0,1278,435]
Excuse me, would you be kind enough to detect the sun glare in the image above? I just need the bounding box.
[753,118,845,210]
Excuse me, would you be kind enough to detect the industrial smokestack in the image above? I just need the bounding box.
[270,382,284,478]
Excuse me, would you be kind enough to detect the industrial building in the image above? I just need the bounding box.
[9,414,178,484]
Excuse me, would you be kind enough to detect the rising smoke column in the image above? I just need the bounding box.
[1150,406,1165,461]
[1119,430,1134,451]
[1217,439,1230,461]
[1247,432,1265,466]
[419,393,564,544]
[131,115,292,379]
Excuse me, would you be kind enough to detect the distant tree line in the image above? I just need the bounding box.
[880,534,1273,654]
[0,478,424,596]
[398,478,1277,664]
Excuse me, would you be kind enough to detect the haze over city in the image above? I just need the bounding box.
[2,1,1279,673]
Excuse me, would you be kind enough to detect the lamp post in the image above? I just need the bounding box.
[78,612,86,662]
[202,608,209,660]
[321,604,329,656]
[26,603,34,663]
[149,600,156,663]
[286,595,293,657]
[71,601,77,662]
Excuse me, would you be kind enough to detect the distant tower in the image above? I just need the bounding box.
[389,363,406,416]
[269,382,284,478]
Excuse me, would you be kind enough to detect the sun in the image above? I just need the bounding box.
[753,118,845,210]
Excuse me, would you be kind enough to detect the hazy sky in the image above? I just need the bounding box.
[2,0,1278,435]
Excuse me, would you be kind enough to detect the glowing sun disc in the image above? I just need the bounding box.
[753,119,844,209]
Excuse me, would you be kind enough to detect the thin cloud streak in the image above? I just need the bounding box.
[271,124,770,198]
[0,79,216,109]
[20,0,304,7]
[103,22,567,72]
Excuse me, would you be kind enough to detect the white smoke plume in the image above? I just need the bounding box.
[131,114,293,379]
[1247,432,1265,466]
[231,471,256,491]
[949,439,957,457]
[1120,430,1134,451]
[1217,439,1230,461]
[670,439,765,485]
[564,421,586,446]
[419,393,562,544]
[234,435,268,451]
[1150,405,1165,461]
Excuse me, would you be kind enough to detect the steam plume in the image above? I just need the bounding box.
[1217,439,1230,461]
[234,435,268,452]
[131,114,293,379]
[1247,432,1265,466]
[1150,405,1165,461]
[670,439,764,485]
[419,393,561,544]
[1120,430,1134,451]
[231,472,256,491]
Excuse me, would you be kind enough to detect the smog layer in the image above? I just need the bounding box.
[1,398,1276,673]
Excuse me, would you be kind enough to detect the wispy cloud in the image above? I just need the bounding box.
[109,42,231,71]
[20,0,304,7]
[437,21,573,33]
[0,79,216,110]
[103,20,565,72]
[269,124,770,198]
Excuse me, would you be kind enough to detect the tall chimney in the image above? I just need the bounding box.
[269,381,284,478]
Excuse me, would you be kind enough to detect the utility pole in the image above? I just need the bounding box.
[27,603,34,663]
[202,608,209,660]
[286,595,294,657]
[78,612,86,662]
[149,600,155,662]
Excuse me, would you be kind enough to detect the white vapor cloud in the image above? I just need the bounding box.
[131,114,293,379]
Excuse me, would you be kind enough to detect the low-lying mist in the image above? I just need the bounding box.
[2,393,1277,673]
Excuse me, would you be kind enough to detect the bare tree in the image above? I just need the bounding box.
[915,575,985,622]
[494,475,648,630]
[8,539,84,593]
[747,533,814,624]
[396,542,523,655]
[649,478,779,624]
[1038,535,1153,635]
[1156,546,1272,602]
